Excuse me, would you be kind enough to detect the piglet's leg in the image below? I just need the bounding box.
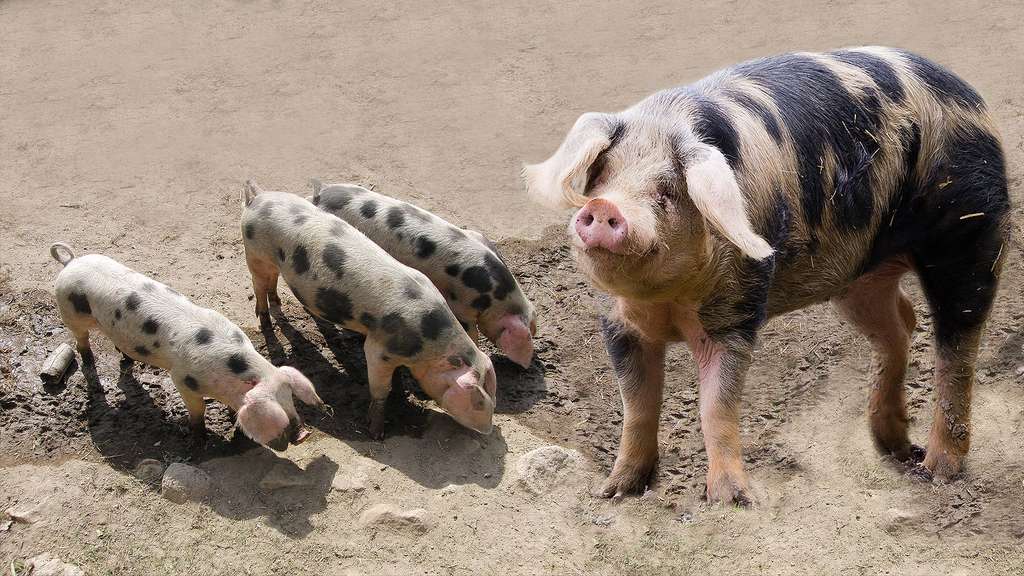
[690,335,753,506]
[598,317,666,499]
[172,375,207,436]
[363,339,396,440]
[246,256,279,322]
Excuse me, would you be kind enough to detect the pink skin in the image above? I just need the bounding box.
[574,198,629,254]
[413,357,497,434]
[496,313,534,368]
[233,366,326,451]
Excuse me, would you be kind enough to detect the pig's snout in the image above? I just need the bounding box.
[574,198,628,254]
[497,314,534,368]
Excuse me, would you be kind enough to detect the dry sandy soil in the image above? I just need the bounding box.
[2,1,1024,574]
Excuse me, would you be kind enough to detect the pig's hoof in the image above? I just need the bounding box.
[706,473,754,507]
[920,450,963,483]
[597,463,654,500]
[367,418,386,441]
[907,444,927,464]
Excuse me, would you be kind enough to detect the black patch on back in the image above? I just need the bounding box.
[445,263,461,277]
[293,214,309,226]
[227,353,249,374]
[134,345,150,356]
[403,279,423,300]
[360,312,377,330]
[114,308,122,321]
[380,312,424,357]
[830,50,906,103]
[244,223,255,240]
[321,242,346,278]
[276,247,286,262]
[897,50,983,109]
[292,245,310,275]
[69,292,91,315]
[727,90,783,143]
[184,375,199,390]
[125,292,141,312]
[360,200,378,219]
[690,93,742,167]
[194,327,213,345]
[447,355,464,368]
[420,306,453,340]
[414,237,437,259]
[315,287,354,323]
[471,294,492,311]
[600,317,640,381]
[483,252,516,300]
[317,189,352,212]
[386,206,405,229]
[461,266,492,293]
[735,53,885,237]
[142,318,160,334]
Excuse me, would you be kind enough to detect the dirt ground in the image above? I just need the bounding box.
[2,1,1023,574]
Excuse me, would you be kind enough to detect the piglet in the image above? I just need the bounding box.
[240,181,497,438]
[49,242,324,451]
[310,181,537,368]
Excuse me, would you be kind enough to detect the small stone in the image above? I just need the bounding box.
[885,507,916,531]
[133,458,166,484]
[515,445,584,495]
[5,502,43,524]
[331,471,367,494]
[1,520,12,531]
[359,503,431,533]
[592,514,614,527]
[24,553,84,576]
[160,463,212,504]
[260,461,317,491]
[676,511,696,524]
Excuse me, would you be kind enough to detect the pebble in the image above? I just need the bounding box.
[5,501,43,524]
[133,458,166,484]
[260,461,317,491]
[358,503,431,533]
[160,463,212,504]
[515,445,584,495]
[24,553,84,576]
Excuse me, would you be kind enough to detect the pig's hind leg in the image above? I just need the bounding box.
[246,256,281,323]
[833,259,918,462]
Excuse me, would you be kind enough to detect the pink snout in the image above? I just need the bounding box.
[574,198,628,254]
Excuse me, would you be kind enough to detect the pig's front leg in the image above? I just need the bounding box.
[172,375,207,439]
[690,334,754,506]
[363,339,396,440]
[598,317,666,499]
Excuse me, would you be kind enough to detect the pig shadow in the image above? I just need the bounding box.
[202,451,339,538]
[258,305,509,488]
[81,358,242,473]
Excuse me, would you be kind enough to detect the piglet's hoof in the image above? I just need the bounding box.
[706,472,754,507]
[597,461,655,500]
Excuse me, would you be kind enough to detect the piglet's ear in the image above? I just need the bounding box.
[523,112,620,210]
[279,366,324,407]
[684,145,774,261]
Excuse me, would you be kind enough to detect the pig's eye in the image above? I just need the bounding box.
[655,181,675,209]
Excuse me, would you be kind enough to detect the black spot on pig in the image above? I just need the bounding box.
[726,89,783,143]
[379,313,424,356]
[448,291,458,302]
[360,312,377,330]
[386,206,405,229]
[134,345,150,356]
[292,245,310,275]
[403,280,423,300]
[315,287,353,323]
[69,292,91,315]
[195,328,213,345]
[483,253,516,300]
[897,50,983,109]
[600,317,641,384]
[459,320,470,332]
[227,353,249,374]
[125,292,141,312]
[420,307,453,340]
[461,266,492,293]
[690,93,742,168]
[244,223,255,239]
[471,294,491,311]
[415,237,437,259]
[448,355,464,368]
[142,318,160,334]
[184,375,199,390]
[276,248,286,262]
[114,309,122,321]
[360,200,378,219]
[152,341,160,349]
[293,214,309,226]
[318,189,352,211]
[322,243,346,278]
[445,263,461,277]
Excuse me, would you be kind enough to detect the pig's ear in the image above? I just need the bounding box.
[278,366,324,407]
[242,179,264,207]
[310,179,323,203]
[523,112,621,210]
[683,145,774,260]
[237,399,289,445]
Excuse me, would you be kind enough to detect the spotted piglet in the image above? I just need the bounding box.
[240,181,497,438]
[310,181,537,368]
[49,243,325,451]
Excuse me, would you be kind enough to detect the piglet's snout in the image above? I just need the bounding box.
[574,198,628,254]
